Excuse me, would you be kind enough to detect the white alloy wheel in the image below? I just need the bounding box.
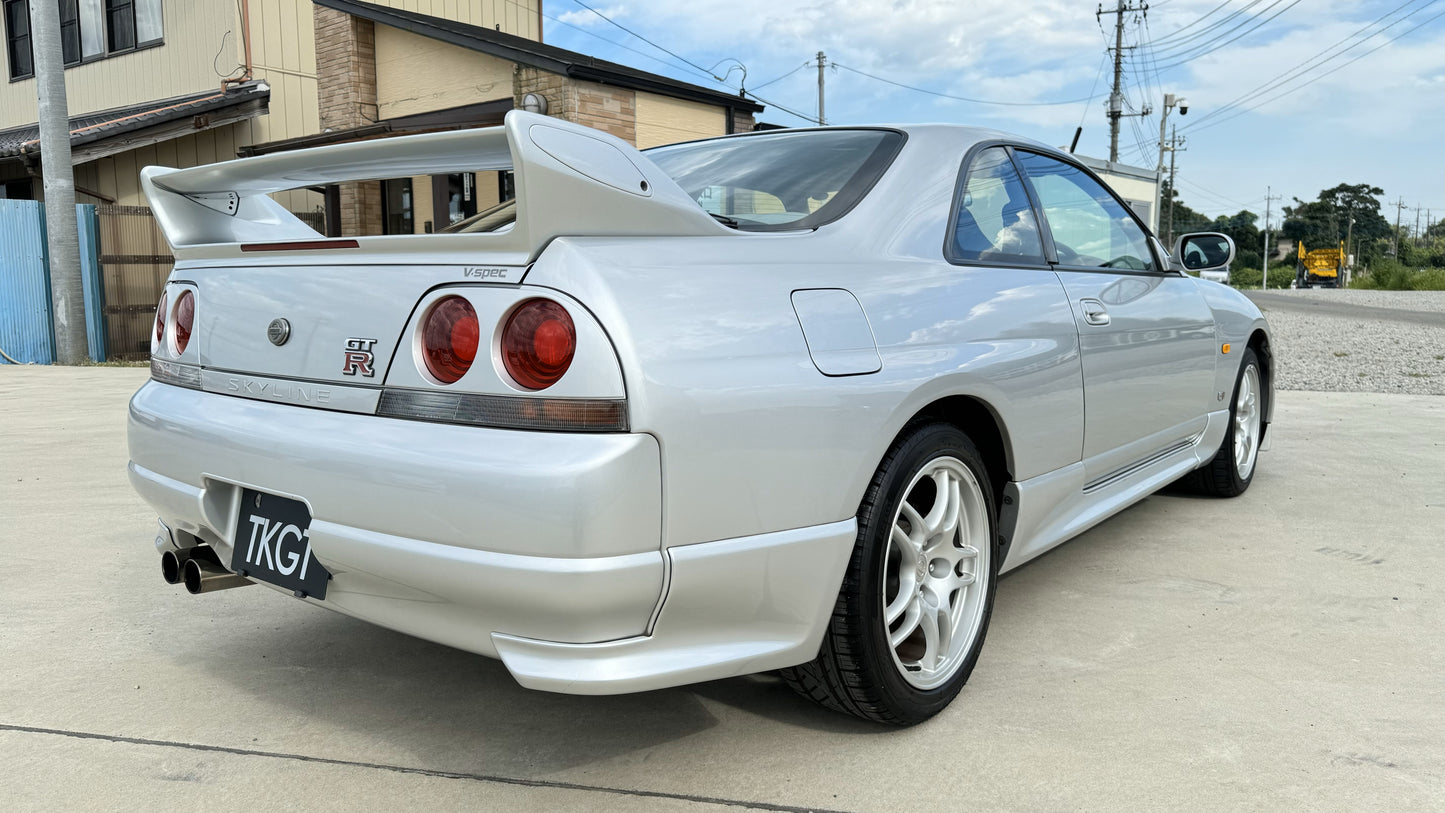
[882,456,991,690]
[1233,363,1262,480]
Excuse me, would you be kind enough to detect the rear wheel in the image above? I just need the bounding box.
[781,423,997,726]
[1182,347,1264,497]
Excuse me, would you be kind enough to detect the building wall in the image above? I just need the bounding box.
[634,91,727,149]
[374,27,514,119]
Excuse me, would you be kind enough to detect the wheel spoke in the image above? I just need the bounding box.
[890,599,922,647]
[923,470,960,541]
[885,578,916,625]
[891,524,920,566]
[917,597,941,667]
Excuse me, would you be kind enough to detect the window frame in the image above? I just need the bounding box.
[1011,147,1167,276]
[4,0,33,81]
[6,0,164,83]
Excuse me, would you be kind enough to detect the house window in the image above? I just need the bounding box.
[382,179,414,235]
[105,0,134,52]
[79,0,104,59]
[4,0,32,80]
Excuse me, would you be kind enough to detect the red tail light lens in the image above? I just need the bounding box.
[422,295,479,384]
[174,290,195,354]
[502,299,575,391]
[154,291,168,345]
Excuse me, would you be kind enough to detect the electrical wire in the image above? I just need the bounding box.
[1148,0,1236,44]
[1183,0,1438,130]
[567,0,720,80]
[831,63,1103,106]
[1184,4,1445,134]
[750,62,811,92]
[1150,0,1269,51]
[1150,0,1304,71]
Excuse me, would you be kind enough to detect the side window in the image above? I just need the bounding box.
[1014,151,1156,272]
[949,147,1044,265]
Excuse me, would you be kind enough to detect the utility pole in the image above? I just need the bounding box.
[1415,205,1422,249]
[1164,126,1184,245]
[1099,0,1150,162]
[1392,197,1407,256]
[1262,186,1280,290]
[30,0,88,364]
[815,51,827,126]
[1154,93,1185,237]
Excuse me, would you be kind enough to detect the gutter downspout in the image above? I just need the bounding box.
[221,0,254,91]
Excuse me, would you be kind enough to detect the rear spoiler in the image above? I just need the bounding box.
[140,110,731,264]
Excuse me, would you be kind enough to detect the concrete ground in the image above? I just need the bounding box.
[2,366,1442,812]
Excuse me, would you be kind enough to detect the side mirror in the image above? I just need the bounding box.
[1172,232,1235,273]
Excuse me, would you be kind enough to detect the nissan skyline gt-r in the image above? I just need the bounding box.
[129,110,1272,725]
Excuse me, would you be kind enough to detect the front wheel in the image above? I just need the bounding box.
[1182,347,1265,497]
[781,423,998,726]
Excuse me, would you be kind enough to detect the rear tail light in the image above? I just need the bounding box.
[422,295,480,384]
[174,290,195,354]
[501,299,576,390]
[154,291,168,345]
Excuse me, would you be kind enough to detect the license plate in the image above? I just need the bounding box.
[231,488,330,599]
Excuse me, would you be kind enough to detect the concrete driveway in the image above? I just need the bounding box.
[2,366,1441,812]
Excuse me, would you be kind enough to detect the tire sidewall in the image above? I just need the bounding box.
[1222,347,1263,491]
[854,423,999,719]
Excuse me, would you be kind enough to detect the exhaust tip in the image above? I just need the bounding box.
[161,550,184,585]
[182,557,205,594]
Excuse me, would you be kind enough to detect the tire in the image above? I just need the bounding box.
[1181,347,1265,497]
[780,422,998,726]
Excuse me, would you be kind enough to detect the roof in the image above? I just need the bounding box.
[0,81,271,159]
[313,0,763,113]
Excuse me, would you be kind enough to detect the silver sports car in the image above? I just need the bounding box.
[129,111,1271,725]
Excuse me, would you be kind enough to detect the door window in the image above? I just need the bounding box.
[949,147,1044,265]
[1014,151,1156,272]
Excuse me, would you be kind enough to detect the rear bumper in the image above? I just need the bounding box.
[128,381,857,690]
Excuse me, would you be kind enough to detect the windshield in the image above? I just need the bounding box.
[646,129,905,231]
[441,128,905,235]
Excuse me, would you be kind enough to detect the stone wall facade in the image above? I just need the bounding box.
[513,69,637,145]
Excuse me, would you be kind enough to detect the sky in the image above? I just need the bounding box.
[540,0,1445,232]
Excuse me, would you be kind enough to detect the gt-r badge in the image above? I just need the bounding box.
[267,318,290,346]
[343,338,378,377]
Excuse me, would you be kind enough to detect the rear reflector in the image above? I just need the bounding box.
[151,358,202,389]
[240,239,360,252]
[377,389,627,433]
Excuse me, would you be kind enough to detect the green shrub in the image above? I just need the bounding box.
[1228,266,1295,290]
[1350,260,1445,290]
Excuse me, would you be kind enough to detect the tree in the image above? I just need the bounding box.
[1281,183,1391,263]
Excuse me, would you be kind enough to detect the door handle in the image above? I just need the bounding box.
[1079,298,1110,326]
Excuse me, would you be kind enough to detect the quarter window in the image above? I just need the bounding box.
[1014,151,1156,272]
[949,147,1044,265]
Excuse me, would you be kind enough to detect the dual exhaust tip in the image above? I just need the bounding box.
[161,545,252,594]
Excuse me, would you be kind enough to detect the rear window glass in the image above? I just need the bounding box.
[645,129,904,231]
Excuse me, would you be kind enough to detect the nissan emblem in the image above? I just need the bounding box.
[267,318,291,346]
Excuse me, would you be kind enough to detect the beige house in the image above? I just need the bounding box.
[0,0,760,236]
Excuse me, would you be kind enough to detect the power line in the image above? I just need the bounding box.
[750,62,811,92]
[1183,0,1438,130]
[1148,0,1237,44]
[1150,0,1270,51]
[1149,0,1304,71]
[1185,4,1445,134]
[831,63,1104,106]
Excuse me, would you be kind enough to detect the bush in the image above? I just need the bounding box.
[1350,260,1445,290]
[1228,266,1296,290]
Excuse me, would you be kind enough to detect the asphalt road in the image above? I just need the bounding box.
[2,367,1442,812]
[1243,289,1445,327]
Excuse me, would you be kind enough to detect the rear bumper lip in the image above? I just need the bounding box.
[492,519,858,695]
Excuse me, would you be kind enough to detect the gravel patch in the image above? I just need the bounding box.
[1251,291,1445,395]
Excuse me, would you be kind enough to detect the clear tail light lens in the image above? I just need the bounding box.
[154,291,168,346]
[174,290,195,354]
[422,295,480,384]
[502,299,576,391]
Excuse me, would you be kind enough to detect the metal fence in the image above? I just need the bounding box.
[0,200,106,364]
[96,205,325,360]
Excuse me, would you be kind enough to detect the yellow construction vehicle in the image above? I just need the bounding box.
[1296,241,1346,288]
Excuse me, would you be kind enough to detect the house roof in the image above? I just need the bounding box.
[0,81,271,160]
[312,0,763,114]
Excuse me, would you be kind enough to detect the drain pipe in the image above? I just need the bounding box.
[221,0,253,91]
[0,345,19,364]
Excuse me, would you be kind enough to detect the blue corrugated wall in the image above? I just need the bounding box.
[0,199,54,364]
[0,200,106,364]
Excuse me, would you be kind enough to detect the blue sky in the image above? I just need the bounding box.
[541,0,1445,232]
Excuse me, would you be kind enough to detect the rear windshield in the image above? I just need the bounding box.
[442,128,904,234]
[645,129,905,231]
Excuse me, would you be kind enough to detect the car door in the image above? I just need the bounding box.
[1012,150,1216,487]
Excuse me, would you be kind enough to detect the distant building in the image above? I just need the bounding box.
[1075,155,1161,234]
